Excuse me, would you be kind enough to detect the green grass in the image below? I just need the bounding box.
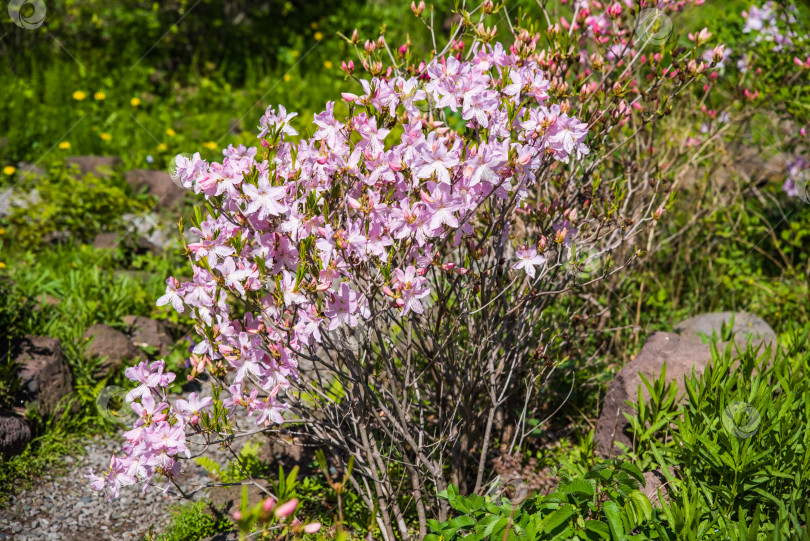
[143,500,232,541]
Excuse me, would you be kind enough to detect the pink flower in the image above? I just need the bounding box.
[392,266,431,316]
[174,392,213,425]
[512,246,546,279]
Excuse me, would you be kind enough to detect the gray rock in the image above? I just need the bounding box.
[14,337,76,418]
[65,156,122,178]
[595,332,712,457]
[92,232,120,251]
[674,311,776,347]
[125,169,186,209]
[595,312,777,457]
[82,324,145,377]
[0,409,32,457]
[16,162,46,179]
[122,316,173,357]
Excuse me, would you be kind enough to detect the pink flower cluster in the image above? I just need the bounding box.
[92,43,589,498]
[86,360,212,497]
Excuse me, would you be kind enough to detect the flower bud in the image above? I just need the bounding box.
[398,44,408,57]
[411,0,425,16]
[712,44,726,65]
[304,523,322,534]
[262,498,276,513]
[274,498,298,519]
[351,29,359,44]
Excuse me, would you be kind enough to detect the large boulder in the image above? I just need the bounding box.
[125,169,186,209]
[595,312,776,457]
[122,316,174,357]
[674,311,776,347]
[595,332,712,457]
[66,156,122,178]
[0,409,32,457]
[82,324,145,377]
[14,336,76,417]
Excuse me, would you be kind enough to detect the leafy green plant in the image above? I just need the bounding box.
[426,460,658,541]
[625,331,810,537]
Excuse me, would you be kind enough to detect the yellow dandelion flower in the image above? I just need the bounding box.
[73,91,87,101]
[166,128,176,137]
[314,31,323,41]
[100,132,111,141]
[157,143,168,152]
[131,97,141,107]
[0,228,5,235]
[324,60,333,69]
[203,141,218,150]
[59,141,71,150]
[310,21,318,29]
[291,50,300,58]
[283,74,292,82]
[94,91,106,101]
[2,166,15,176]
[0,262,6,270]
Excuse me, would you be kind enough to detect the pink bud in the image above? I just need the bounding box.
[262,498,276,512]
[395,298,405,307]
[341,93,358,102]
[416,267,427,277]
[233,511,242,521]
[442,262,456,271]
[454,267,469,275]
[274,498,298,519]
[304,523,322,534]
[398,44,408,57]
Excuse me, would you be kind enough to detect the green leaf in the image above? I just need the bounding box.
[585,520,611,539]
[603,501,625,540]
[544,504,576,533]
[559,478,595,497]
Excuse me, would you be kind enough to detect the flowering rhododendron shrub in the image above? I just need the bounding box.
[89,0,757,537]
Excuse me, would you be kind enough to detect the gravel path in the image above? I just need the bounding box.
[0,377,261,541]
[0,434,214,540]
